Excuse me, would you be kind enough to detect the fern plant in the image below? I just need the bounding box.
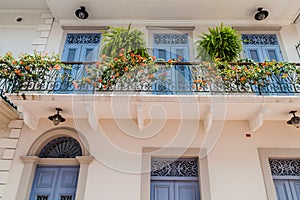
[195,23,243,62]
[100,24,148,58]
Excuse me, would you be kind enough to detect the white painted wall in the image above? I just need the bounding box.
[0,28,39,56]
[280,24,300,62]
[4,117,300,200]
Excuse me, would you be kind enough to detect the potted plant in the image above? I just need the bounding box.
[77,24,167,91]
[100,23,149,58]
[195,23,243,62]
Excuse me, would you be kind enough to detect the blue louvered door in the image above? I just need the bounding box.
[274,179,300,200]
[151,181,200,200]
[242,34,293,95]
[30,166,79,200]
[58,33,101,93]
[152,34,191,94]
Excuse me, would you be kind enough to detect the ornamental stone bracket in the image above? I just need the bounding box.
[136,103,144,130]
[85,104,98,130]
[17,105,38,130]
[248,105,269,133]
[203,105,213,133]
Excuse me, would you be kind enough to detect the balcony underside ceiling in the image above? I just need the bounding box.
[0,0,299,27]
[7,94,300,123]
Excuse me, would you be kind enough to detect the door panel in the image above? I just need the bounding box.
[243,46,264,62]
[151,181,200,200]
[290,180,300,199]
[152,36,191,94]
[274,180,293,200]
[175,182,200,200]
[30,166,79,200]
[262,46,283,62]
[151,181,174,200]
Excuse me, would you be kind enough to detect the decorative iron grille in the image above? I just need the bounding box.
[65,33,101,45]
[153,34,189,45]
[296,41,300,58]
[39,137,82,158]
[151,158,198,177]
[269,159,300,176]
[242,34,278,45]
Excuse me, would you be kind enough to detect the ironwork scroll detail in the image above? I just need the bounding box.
[269,159,300,176]
[60,194,73,200]
[39,137,82,158]
[151,159,198,177]
[37,195,48,200]
[65,33,101,45]
[153,34,188,45]
[242,34,278,45]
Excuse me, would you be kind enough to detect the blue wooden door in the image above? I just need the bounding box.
[152,34,191,94]
[58,33,101,93]
[274,179,300,200]
[151,181,200,200]
[30,166,79,200]
[242,34,293,95]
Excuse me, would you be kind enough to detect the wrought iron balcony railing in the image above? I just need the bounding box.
[0,61,299,95]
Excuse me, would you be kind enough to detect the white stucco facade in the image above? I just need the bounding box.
[0,1,300,200]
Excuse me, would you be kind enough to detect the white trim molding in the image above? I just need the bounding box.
[259,148,300,200]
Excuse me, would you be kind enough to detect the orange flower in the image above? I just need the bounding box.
[151,56,156,61]
[12,60,17,65]
[240,77,246,82]
[119,53,124,57]
[54,64,61,70]
[86,78,91,83]
[124,67,129,72]
[14,69,21,75]
[102,54,107,59]
[25,66,30,70]
[98,79,102,83]
[167,59,172,64]
[114,58,118,61]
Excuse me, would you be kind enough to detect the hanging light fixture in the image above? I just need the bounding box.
[75,6,89,19]
[48,108,66,126]
[287,111,300,128]
[254,7,269,21]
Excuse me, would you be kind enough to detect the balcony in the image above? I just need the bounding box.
[1,61,299,96]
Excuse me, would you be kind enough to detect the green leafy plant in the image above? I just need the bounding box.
[100,23,149,58]
[195,23,243,62]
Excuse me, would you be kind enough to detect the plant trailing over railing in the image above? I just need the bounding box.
[192,59,300,94]
[0,51,68,92]
[75,50,174,91]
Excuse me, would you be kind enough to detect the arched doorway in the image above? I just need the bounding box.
[17,128,93,200]
[29,137,82,200]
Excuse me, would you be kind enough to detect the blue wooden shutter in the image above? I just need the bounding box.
[152,34,190,94]
[174,182,200,200]
[242,34,292,95]
[30,166,79,200]
[59,33,101,93]
[151,181,174,200]
[274,180,293,200]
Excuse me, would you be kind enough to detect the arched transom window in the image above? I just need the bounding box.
[38,137,82,158]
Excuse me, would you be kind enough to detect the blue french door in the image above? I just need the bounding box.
[242,34,293,95]
[274,179,300,200]
[30,166,79,200]
[152,34,191,94]
[151,181,200,200]
[57,33,101,92]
